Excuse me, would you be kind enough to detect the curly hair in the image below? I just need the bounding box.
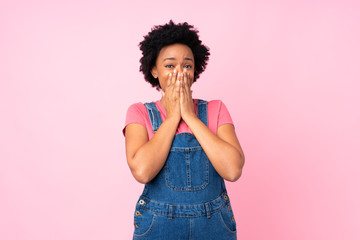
[139,20,210,90]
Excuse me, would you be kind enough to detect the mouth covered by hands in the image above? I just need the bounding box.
[161,69,195,122]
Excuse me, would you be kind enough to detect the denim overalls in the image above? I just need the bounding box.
[133,99,237,240]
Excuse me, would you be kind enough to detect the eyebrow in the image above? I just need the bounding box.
[163,57,193,62]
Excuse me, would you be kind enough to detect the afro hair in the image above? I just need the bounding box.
[139,20,210,90]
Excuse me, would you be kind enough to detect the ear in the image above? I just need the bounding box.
[151,66,158,79]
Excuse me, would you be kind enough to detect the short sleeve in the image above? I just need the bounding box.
[207,100,234,135]
[122,103,147,136]
[217,100,234,127]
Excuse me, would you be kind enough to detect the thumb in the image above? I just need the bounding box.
[160,89,165,97]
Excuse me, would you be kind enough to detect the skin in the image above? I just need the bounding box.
[125,43,245,184]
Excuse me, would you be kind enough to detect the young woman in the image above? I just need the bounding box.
[123,20,245,240]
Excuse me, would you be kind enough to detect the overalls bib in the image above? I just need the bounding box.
[133,99,237,240]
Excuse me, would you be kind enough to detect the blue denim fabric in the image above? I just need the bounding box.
[132,99,237,240]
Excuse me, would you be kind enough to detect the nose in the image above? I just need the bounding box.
[175,66,182,73]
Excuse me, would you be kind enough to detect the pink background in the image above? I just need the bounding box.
[1,0,359,239]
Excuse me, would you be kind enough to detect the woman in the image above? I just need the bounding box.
[123,20,245,240]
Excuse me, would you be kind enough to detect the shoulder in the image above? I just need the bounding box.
[125,102,150,122]
[206,99,224,105]
[123,102,153,136]
[197,99,231,118]
[126,101,154,115]
[198,99,226,110]
[127,102,146,111]
[204,99,233,123]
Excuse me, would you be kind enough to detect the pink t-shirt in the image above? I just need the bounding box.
[123,99,233,139]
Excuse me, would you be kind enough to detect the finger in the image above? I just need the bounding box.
[167,72,172,88]
[183,71,187,86]
[179,77,184,101]
[176,71,181,85]
[180,72,184,85]
[183,75,191,98]
[182,73,186,91]
[180,79,188,102]
[177,77,181,91]
[172,69,177,85]
[174,77,180,102]
[175,72,181,92]
[178,72,183,85]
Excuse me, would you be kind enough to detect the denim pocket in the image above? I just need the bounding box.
[133,207,157,238]
[165,147,209,191]
[218,203,237,234]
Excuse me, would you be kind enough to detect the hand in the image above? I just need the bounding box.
[180,70,196,122]
[161,69,181,122]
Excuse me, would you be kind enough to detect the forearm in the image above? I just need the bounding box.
[185,116,244,182]
[131,117,179,183]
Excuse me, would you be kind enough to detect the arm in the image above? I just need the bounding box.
[183,118,245,182]
[180,71,245,182]
[125,117,179,184]
[125,71,181,184]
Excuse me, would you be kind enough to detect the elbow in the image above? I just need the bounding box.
[131,168,152,184]
[128,155,152,184]
[226,169,242,182]
[226,154,245,182]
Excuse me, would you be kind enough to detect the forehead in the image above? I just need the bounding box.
[158,43,194,59]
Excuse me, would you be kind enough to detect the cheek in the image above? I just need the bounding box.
[189,72,195,83]
[162,72,171,78]
[158,72,171,89]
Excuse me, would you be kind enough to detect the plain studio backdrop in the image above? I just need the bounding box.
[1,0,359,239]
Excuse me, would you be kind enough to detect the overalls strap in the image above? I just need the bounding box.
[197,99,208,127]
[144,102,163,132]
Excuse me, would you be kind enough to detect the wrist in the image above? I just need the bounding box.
[182,112,197,123]
[165,115,181,124]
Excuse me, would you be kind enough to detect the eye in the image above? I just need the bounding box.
[165,64,174,68]
[184,65,192,69]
